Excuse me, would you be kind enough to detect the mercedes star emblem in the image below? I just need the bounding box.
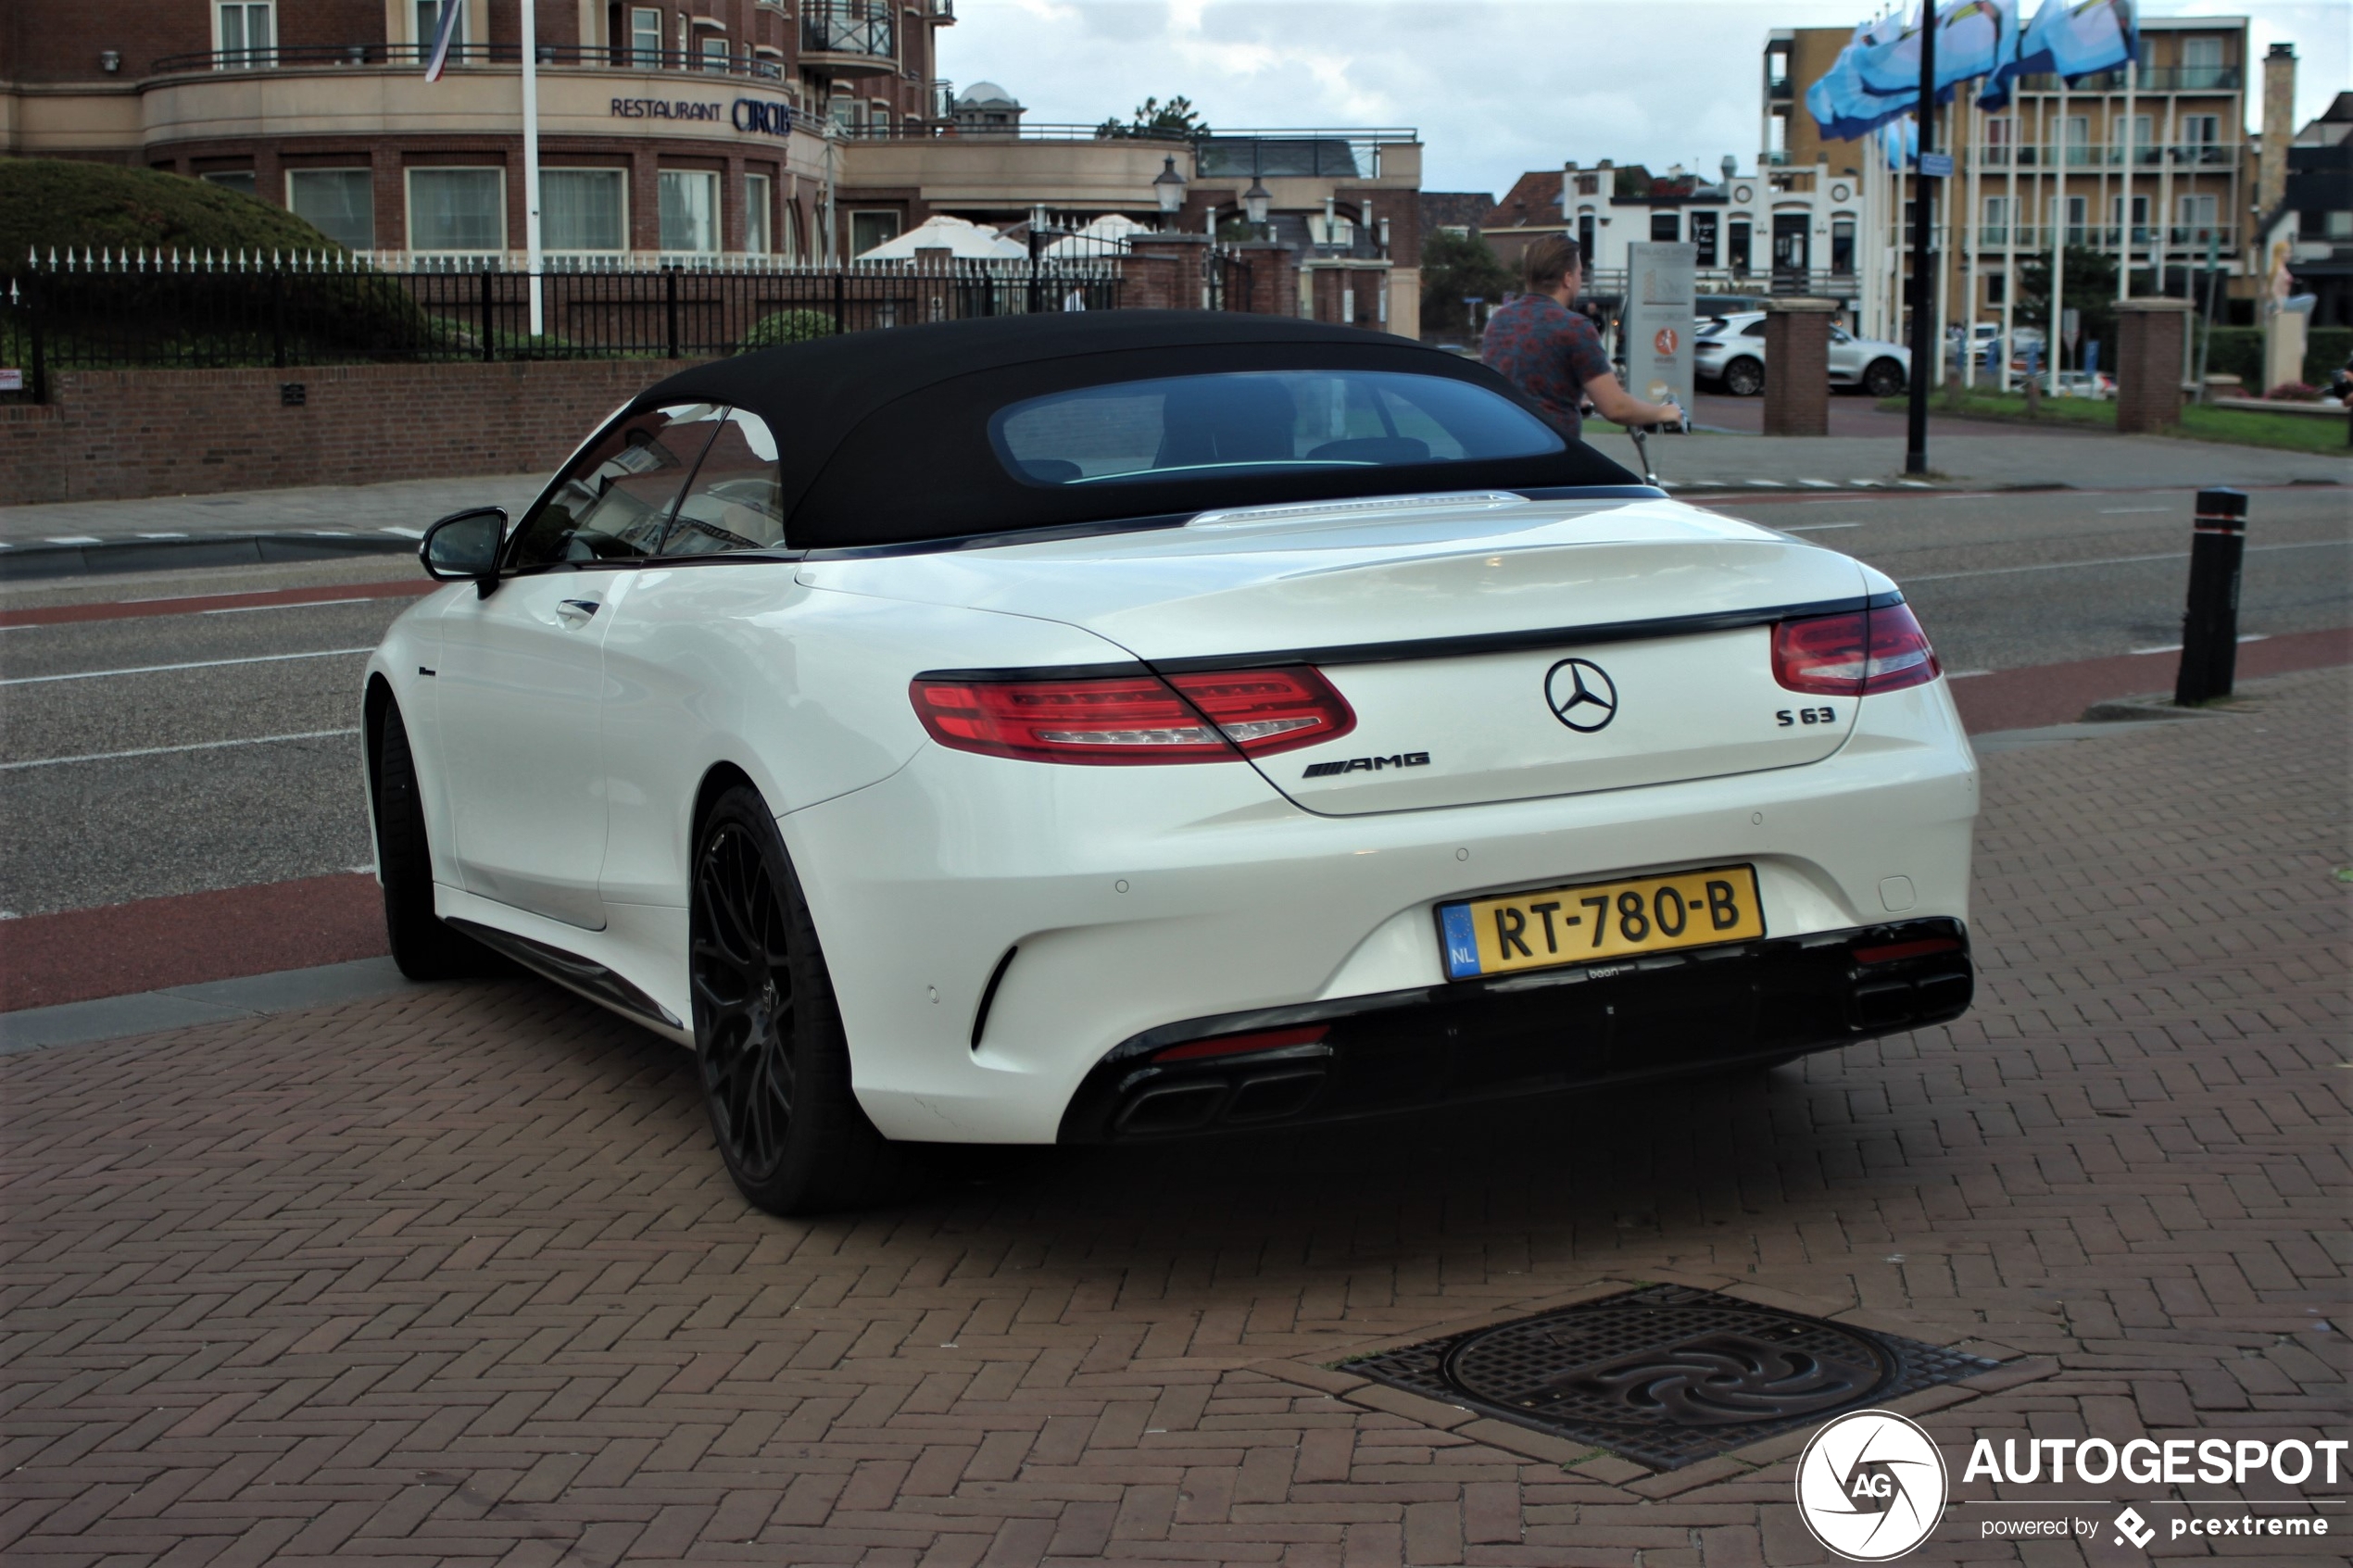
[1544,658,1618,733]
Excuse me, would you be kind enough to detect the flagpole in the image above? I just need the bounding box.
[2002,100,2018,390]
[2118,50,2136,301]
[522,0,544,336]
[1962,87,1979,388]
[2049,68,2066,393]
[1906,2,1938,476]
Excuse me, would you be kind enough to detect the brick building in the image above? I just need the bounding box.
[0,6,1427,331]
[0,0,948,262]
[1768,15,2283,346]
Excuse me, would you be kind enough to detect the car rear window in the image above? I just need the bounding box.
[988,369,1564,488]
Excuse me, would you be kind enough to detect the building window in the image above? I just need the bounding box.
[1577,212,1595,265]
[286,169,375,249]
[781,200,804,260]
[408,168,505,253]
[2180,35,2224,89]
[2176,193,2217,239]
[542,169,627,253]
[1982,194,2008,245]
[1728,219,1752,274]
[2113,193,2149,240]
[1574,174,1599,195]
[215,2,274,67]
[201,169,258,197]
[1691,211,1718,266]
[1767,110,1787,159]
[745,173,773,255]
[1831,217,1855,273]
[1985,270,2006,306]
[1649,212,1680,243]
[2326,211,2353,239]
[660,169,721,253]
[700,35,730,70]
[1982,116,2011,164]
[631,6,663,67]
[849,210,900,257]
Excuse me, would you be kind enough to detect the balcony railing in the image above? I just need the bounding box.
[1947,224,2237,251]
[2014,66,2239,92]
[1971,143,2239,169]
[150,42,786,79]
[802,3,896,63]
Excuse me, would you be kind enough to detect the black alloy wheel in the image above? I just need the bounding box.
[372,700,512,981]
[689,785,907,1214]
[1722,357,1765,397]
[1863,358,1907,398]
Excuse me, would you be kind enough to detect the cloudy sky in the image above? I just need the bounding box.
[945,1,2349,200]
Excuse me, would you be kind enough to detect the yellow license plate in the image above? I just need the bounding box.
[1438,864,1765,980]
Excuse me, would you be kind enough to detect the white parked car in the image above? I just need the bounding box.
[1694,312,1912,398]
[367,314,1979,1213]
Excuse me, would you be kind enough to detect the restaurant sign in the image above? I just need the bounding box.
[608,97,794,138]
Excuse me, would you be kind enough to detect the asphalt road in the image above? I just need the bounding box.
[0,484,2345,922]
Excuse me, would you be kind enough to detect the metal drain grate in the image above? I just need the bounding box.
[1345,1284,1998,1471]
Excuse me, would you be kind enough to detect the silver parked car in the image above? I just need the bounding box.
[1694,312,1911,398]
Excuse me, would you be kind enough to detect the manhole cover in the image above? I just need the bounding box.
[1346,1285,1998,1471]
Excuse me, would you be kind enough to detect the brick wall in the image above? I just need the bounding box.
[2115,302,2189,434]
[0,358,700,505]
[1762,303,1834,437]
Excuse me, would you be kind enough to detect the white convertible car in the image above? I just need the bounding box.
[366,313,1977,1213]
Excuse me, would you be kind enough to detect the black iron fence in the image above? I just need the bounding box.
[0,253,1135,400]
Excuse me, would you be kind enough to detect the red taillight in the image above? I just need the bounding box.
[1153,1024,1328,1062]
[910,665,1353,765]
[1771,603,1942,696]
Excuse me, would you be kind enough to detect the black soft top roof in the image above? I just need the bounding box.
[636,311,1642,550]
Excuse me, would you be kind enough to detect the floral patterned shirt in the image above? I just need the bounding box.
[1479,294,1614,441]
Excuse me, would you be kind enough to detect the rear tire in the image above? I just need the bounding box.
[1722,357,1765,397]
[374,702,511,981]
[690,785,909,1215]
[1863,358,1906,398]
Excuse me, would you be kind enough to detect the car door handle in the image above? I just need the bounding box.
[556,598,601,622]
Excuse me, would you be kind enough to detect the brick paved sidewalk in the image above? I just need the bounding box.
[4,671,2347,1566]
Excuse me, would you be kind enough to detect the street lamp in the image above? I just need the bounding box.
[1153,154,1187,231]
[1243,175,1272,236]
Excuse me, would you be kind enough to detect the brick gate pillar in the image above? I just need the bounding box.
[1125,233,1209,311]
[2115,297,2192,433]
[1761,296,1838,437]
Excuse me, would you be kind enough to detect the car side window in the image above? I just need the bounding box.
[509,404,723,569]
[657,408,787,557]
[1741,320,1768,338]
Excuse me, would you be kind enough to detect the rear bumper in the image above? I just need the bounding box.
[1056,917,1972,1143]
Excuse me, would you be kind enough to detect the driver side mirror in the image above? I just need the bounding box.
[420,507,507,594]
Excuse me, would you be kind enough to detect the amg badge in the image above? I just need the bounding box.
[1302,751,1430,779]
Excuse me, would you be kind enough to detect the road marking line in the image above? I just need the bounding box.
[0,729,361,771]
[1797,479,1839,488]
[1945,670,1993,679]
[0,647,376,687]
[134,531,191,538]
[1907,540,2343,582]
[1782,522,1863,532]
[1744,479,1787,487]
[2127,634,2270,656]
[43,535,103,545]
[379,526,424,538]
[201,597,368,615]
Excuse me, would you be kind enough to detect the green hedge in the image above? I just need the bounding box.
[1,158,342,264]
[2198,325,2352,391]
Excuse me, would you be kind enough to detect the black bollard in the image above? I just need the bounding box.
[2174,488,2247,706]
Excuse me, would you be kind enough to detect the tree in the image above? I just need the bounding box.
[1419,229,1514,344]
[2014,246,2120,370]
[1097,95,1208,140]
